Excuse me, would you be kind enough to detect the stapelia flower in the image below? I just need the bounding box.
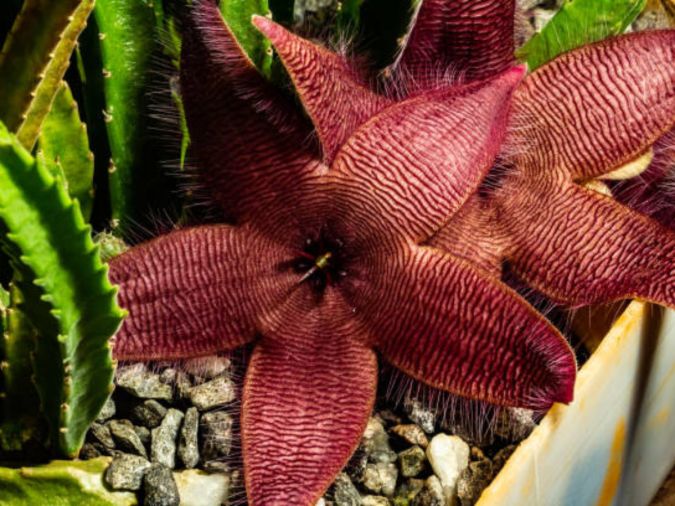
[108,2,578,504]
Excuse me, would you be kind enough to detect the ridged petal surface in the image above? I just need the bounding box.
[109,225,295,360]
[181,1,323,242]
[345,246,576,410]
[327,67,524,244]
[243,287,377,506]
[502,181,675,307]
[399,0,516,87]
[253,16,392,163]
[509,31,675,180]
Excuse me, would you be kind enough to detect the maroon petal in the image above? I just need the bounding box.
[502,181,675,307]
[329,67,524,244]
[397,0,516,88]
[242,288,377,505]
[253,16,392,163]
[345,246,576,410]
[508,31,675,180]
[181,1,324,239]
[109,225,295,360]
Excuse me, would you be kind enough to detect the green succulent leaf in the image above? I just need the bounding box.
[0,458,137,505]
[0,122,124,457]
[37,81,95,221]
[0,0,95,150]
[516,0,647,71]
[219,0,274,77]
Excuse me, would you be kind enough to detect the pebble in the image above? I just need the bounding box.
[116,364,172,400]
[361,418,397,464]
[494,407,535,442]
[361,496,389,506]
[134,425,151,445]
[412,476,445,506]
[131,399,167,429]
[143,464,180,506]
[174,469,230,506]
[200,411,234,460]
[175,371,193,400]
[395,478,424,504]
[159,368,177,385]
[492,445,516,472]
[104,453,152,491]
[332,472,361,506]
[108,419,148,458]
[182,356,230,379]
[361,462,398,497]
[403,398,436,434]
[178,407,200,469]
[390,424,429,448]
[79,443,102,460]
[457,459,494,506]
[89,422,115,449]
[151,408,184,469]
[398,446,426,478]
[188,376,236,410]
[96,397,116,422]
[426,434,470,504]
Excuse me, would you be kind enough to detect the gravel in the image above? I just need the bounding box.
[143,464,180,506]
[151,408,184,469]
[177,407,200,469]
[104,453,152,491]
[108,419,148,458]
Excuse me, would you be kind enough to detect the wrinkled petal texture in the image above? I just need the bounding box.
[243,288,377,506]
[109,225,295,360]
[501,181,675,307]
[328,67,524,245]
[181,1,323,243]
[253,16,392,163]
[399,0,515,87]
[345,246,576,410]
[508,31,675,180]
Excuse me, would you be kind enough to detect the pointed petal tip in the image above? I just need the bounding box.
[252,14,283,40]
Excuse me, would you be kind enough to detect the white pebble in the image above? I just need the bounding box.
[426,434,470,503]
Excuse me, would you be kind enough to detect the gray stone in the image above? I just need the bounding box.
[90,422,115,449]
[175,371,193,400]
[108,419,147,457]
[412,476,444,506]
[492,445,516,473]
[200,411,233,460]
[398,446,426,478]
[182,356,230,380]
[361,418,397,464]
[332,472,361,506]
[96,397,116,422]
[361,496,389,506]
[159,368,177,384]
[395,479,424,504]
[178,407,200,469]
[390,424,428,448]
[151,408,184,468]
[134,425,151,445]
[116,363,172,400]
[361,463,398,497]
[426,434,470,504]
[143,464,180,506]
[202,460,229,473]
[403,397,436,434]
[131,399,167,429]
[79,443,101,460]
[494,407,535,442]
[457,459,494,506]
[188,376,236,410]
[174,469,230,506]
[104,453,152,491]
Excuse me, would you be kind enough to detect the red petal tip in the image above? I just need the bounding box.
[251,14,282,40]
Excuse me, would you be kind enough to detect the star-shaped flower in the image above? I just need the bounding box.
[108,1,674,504]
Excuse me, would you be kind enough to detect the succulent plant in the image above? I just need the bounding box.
[107,0,675,504]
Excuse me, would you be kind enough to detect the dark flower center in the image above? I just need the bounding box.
[291,231,347,292]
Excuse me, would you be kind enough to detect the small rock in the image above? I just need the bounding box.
[398,446,426,478]
[395,478,424,504]
[159,368,177,384]
[174,469,230,506]
[426,434,470,504]
[202,460,229,473]
[90,422,115,449]
[316,499,327,506]
[361,496,389,506]
[412,476,444,506]
[96,397,116,422]
[135,425,151,445]
[182,355,230,380]
[403,397,436,434]
[104,453,152,491]
[200,411,234,460]
[332,472,361,506]
[178,407,200,468]
[188,376,236,410]
[457,459,494,506]
[108,419,148,457]
[361,418,397,464]
[131,399,167,429]
[361,463,398,497]
[79,443,101,460]
[143,464,180,506]
[151,408,184,468]
[377,409,403,426]
[390,424,429,448]
[175,371,193,400]
[116,363,172,400]
[494,407,535,442]
[492,445,516,472]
